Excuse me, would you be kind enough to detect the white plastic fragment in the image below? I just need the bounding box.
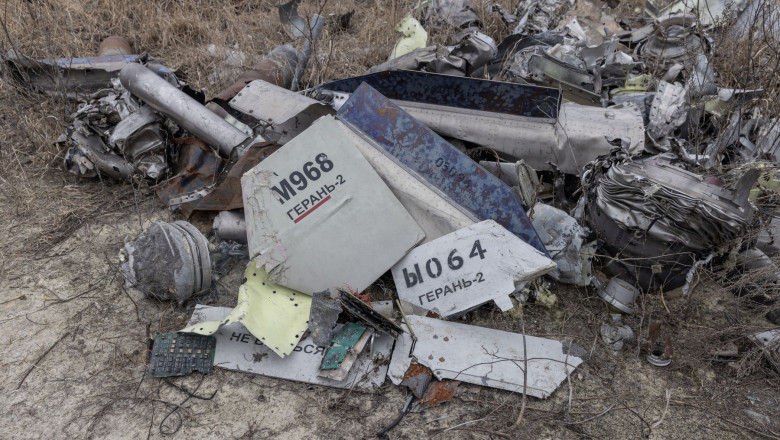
[391,220,556,317]
[388,315,582,398]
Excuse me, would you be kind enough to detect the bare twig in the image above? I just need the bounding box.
[16,331,70,390]
[650,390,672,430]
[564,404,616,425]
[511,303,528,427]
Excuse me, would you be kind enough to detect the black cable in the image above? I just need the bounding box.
[158,374,217,435]
[363,396,415,440]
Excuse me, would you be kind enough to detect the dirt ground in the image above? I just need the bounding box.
[1,0,779,439]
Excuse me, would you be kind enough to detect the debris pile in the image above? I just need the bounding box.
[5,0,779,434]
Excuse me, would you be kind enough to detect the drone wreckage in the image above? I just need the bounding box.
[4,0,779,431]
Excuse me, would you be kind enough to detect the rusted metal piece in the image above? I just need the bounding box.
[401,363,434,398]
[417,380,459,410]
[645,322,673,367]
[400,362,459,411]
[180,143,280,216]
[156,139,280,216]
[155,138,222,208]
[212,45,300,103]
[98,36,133,56]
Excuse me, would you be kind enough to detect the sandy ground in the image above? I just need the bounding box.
[0,0,779,437]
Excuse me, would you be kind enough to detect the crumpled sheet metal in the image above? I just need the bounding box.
[730,0,779,40]
[180,262,311,358]
[587,155,759,291]
[62,119,136,181]
[337,82,549,255]
[368,46,439,74]
[474,30,564,79]
[479,160,539,208]
[636,14,709,69]
[755,119,779,162]
[425,0,480,28]
[156,140,280,216]
[508,46,601,105]
[309,290,342,347]
[388,315,582,398]
[425,31,497,77]
[155,138,222,209]
[109,105,167,179]
[512,0,573,35]
[647,81,689,147]
[61,76,167,181]
[531,203,592,286]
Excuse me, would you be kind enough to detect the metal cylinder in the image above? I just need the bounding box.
[290,14,326,91]
[212,45,301,102]
[599,277,641,314]
[213,210,248,244]
[98,36,133,56]
[119,63,249,157]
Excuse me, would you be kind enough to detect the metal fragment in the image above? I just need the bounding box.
[391,220,556,317]
[213,210,248,244]
[180,261,311,358]
[339,290,404,339]
[531,203,592,286]
[337,82,549,255]
[309,290,342,347]
[388,315,582,398]
[121,220,212,303]
[592,277,641,314]
[241,116,425,295]
[119,63,250,157]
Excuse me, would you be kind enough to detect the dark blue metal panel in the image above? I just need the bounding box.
[338,82,549,256]
[316,70,560,120]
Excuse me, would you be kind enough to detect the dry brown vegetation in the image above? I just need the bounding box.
[0,0,779,439]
